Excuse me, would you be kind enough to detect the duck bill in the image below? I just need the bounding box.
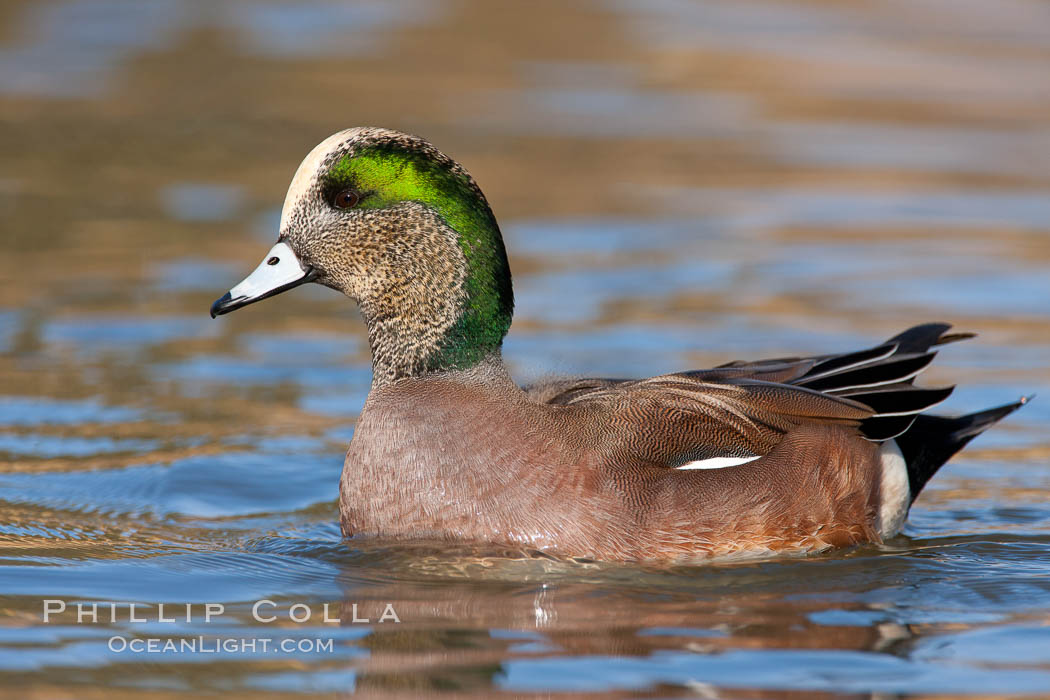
[210,241,317,318]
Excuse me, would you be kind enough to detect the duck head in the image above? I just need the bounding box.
[211,127,514,384]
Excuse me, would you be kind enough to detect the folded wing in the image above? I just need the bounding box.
[525,323,966,468]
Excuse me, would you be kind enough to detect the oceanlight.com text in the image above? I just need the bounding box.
[108,636,336,654]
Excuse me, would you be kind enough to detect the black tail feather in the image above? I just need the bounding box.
[859,414,918,441]
[895,397,1031,502]
[714,324,1025,488]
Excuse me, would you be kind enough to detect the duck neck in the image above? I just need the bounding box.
[360,252,513,387]
[360,309,505,387]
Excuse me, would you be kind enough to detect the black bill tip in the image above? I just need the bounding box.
[209,267,319,319]
[210,292,234,318]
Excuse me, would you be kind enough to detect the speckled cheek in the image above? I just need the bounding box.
[304,216,370,297]
[357,206,460,291]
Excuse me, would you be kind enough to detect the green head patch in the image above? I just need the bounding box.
[324,143,514,370]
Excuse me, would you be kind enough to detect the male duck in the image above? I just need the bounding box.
[211,127,1026,562]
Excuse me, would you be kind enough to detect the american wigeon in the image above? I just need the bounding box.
[211,127,1027,562]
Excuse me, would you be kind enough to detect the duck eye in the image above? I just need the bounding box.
[332,189,360,209]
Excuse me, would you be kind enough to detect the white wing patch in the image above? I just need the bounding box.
[676,455,761,470]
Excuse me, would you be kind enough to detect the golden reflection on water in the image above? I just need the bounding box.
[1,0,1049,697]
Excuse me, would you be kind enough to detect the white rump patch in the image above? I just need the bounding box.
[676,455,761,470]
[878,439,910,538]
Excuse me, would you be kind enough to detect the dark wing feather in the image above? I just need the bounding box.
[555,374,873,468]
[839,384,954,416]
[526,324,975,465]
[787,324,967,439]
[524,358,821,405]
[710,323,966,440]
[524,377,629,405]
[798,352,936,392]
